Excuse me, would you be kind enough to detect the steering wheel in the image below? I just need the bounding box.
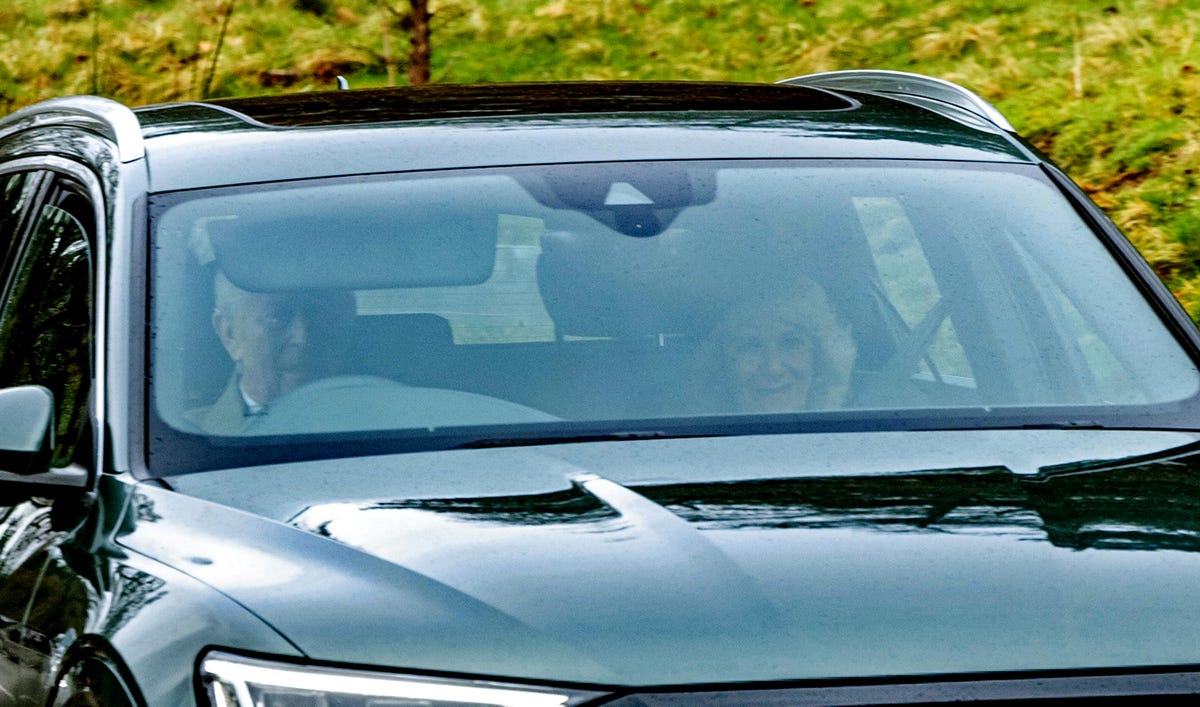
[241,375,557,435]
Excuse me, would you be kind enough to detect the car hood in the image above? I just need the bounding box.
[140,429,1200,685]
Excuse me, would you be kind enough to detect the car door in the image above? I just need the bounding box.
[0,170,97,706]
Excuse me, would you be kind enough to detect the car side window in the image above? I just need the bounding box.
[0,178,94,467]
[0,171,42,290]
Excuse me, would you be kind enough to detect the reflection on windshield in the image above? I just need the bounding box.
[150,161,1200,473]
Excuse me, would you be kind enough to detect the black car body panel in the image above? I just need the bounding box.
[142,429,1200,686]
[136,86,1032,192]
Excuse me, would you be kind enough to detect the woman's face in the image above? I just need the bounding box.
[723,314,816,413]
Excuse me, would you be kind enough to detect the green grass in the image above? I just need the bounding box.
[5,0,1200,317]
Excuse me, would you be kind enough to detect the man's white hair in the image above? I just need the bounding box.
[213,270,250,332]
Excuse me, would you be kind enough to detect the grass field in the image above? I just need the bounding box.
[3,0,1200,317]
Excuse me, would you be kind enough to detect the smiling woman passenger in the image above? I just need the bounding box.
[690,276,857,414]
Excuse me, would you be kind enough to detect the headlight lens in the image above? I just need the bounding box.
[200,651,605,707]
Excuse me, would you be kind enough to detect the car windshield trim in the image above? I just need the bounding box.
[146,401,1200,477]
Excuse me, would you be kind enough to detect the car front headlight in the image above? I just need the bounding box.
[200,651,606,707]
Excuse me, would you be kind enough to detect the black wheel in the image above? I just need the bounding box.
[50,654,138,707]
[58,693,102,707]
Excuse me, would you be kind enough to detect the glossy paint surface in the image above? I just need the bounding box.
[151,429,1200,685]
[136,91,1032,192]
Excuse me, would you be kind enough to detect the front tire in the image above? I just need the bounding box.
[50,652,138,707]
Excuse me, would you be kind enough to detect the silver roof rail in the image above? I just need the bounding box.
[779,70,1015,132]
[0,95,144,163]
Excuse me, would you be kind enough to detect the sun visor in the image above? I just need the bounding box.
[204,181,498,292]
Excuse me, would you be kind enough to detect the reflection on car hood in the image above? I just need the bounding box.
[146,429,1200,685]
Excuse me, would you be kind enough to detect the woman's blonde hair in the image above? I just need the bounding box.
[688,276,856,413]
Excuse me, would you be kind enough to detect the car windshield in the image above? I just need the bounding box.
[149,160,1200,474]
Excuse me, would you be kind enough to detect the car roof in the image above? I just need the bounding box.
[129,80,1036,191]
[205,81,856,126]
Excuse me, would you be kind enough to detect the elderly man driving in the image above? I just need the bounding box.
[187,271,354,434]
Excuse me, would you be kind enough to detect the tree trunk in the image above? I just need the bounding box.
[408,0,431,85]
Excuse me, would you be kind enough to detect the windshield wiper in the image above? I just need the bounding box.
[456,428,719,449]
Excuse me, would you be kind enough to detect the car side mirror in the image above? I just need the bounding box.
[0,385,55,475]
[0,385,89,499]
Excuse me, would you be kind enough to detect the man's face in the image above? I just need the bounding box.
[215,290,351,404]
[723,314,816,413]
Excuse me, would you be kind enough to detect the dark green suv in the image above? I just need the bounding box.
[4,72,1200,706]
